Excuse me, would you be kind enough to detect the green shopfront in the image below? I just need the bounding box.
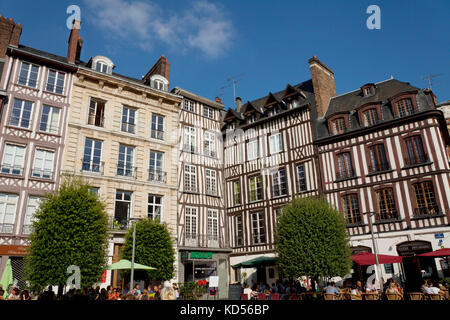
[178,250,230,299]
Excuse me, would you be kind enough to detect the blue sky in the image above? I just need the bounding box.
[2,0,449,109]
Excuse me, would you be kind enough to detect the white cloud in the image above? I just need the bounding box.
[84,0,233,58]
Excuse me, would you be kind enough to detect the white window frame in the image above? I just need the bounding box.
[88,98,105,127]
[148,194,163,221]
[185,206,198,239]
[23,196,41,235]
[269,133,282,154]
[151,114,164,140]
[18,61,39,88]
[272,168,287,197]
[207,209,219,241]
[251,212,265,244]
[117,144,135,177]
[1,144,26,175]
[184,164,197,192]
[203,106,214,119]
[236,215,243,246]
[184,126,196,153]
[121,106,136,134]
[297,164,307,192]
[10,99,33,129]
[205,168,217,196]
[183,99,195,112]
[39,105,61,134]
[204,131,216,157]
[0,193,19,234]
[247,139,259,161]
[82,138,103,172]
[248,175,263,202]
[32,149,55,179]
[45,69,66,94]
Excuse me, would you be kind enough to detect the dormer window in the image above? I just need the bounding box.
[91,56,114,75]
[290,100,298,109]
[364,87,372,96]
[154,79,164,90]
[397,98,414,117]
[361,84,375,97]
[149,75,169,92]
[248,114,258,123]
[332,117,346,134]
[363,108,379,126]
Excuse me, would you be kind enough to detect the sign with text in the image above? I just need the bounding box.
[435,233,444,239]
[209,276,219,288]
[190,251,213,259]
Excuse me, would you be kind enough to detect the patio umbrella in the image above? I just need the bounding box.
[416,248,450,257]
[352,252,403,266]
[106,259,156,270]
[232,256,277,268]
[0,259,13,299]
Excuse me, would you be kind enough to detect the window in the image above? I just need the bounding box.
[151,114,164,140]
[247,139,259,161]
[184,164,197,192]
[154,79,164,91]
[148,195,163,221]
[249,175,263,202]
[337,152,354,179]
[332,117,346,134]
[269,133,282,154]
[1,144,25,175]
[342,194,361,225]
[204,106,214,119]
[88,98,105,127]
[272,168,287,197]
[274,208,282,225]
[396,98,414,117]
[149,151,165,182]
[185,207,198,239]
[251,212,265,244]
[0,193,18,234]
[363,87,373,96]
[363,108,378,126]
[369,144,389,173]
[32,149,54,179]
[184,99,195,112]
[117,145,135,177]
[384,264,394,274]
[207,209,219,241]
[121,106,136,134]
[114,191,132,230]
[236,215,243,246]
[233,180,241,205]
[23,196,41,235]
[46,70,65,94]
[248,114,258,123]
[205,169,217,195]
[297,164,307,192]
[82,138,103,172]
[18,62,39,88]
[204,131,216,157]
[10,99,32,129]
[95,61,108,73]
[39,105,60,134]
[184,126,196,153]
[375,188,398,220]
[405,136,427,165]
[413,181,439,216]
[290,100,298,109]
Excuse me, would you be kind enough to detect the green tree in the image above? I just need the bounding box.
[25,179,109,292]
[274,196,352,281]
[122,218,175,281]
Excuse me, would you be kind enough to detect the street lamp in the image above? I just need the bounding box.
[130,218,139,291]
[366,212,383,292]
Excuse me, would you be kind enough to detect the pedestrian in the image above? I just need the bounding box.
[172,283,180,299]
[8,287,20,300]
[160,281,176,300]
[0,289,5,300]
[19,290,31,300]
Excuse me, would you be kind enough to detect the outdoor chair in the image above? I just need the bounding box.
[427,294,445,300]
[407,292,424,300]
[240,293,249,300]
[385,293,403,300]
[257,293,266,300]
[363,293,380,300]
[342,293,362,300]
[324,293,338,300]
[288,293,298,300]
[270,293,280,300]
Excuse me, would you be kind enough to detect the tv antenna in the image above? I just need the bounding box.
[227,74,245,102]
[421,73,444,91]
[218,84,231,101]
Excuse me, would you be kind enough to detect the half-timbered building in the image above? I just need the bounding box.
[171,87,229,298]
[314,78,450,290]
[0,16,77,284]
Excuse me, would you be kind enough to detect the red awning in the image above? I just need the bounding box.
[352,252,403,266]
[417,248,450,257]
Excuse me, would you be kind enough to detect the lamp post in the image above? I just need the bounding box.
[130,219,137,291]
[366,212,383,292]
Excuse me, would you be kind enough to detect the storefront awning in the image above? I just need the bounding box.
[232,256,278,268]
[352,252,403,266]
[417,248,450,257]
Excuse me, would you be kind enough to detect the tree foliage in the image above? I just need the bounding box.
[121,218,175,281]
[274,196,352,279]
[25,179,109,291]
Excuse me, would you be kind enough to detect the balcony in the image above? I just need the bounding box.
[413,206,442,218]
[404,154,430,167]
[0,223,14,234]
[0,164,24,176]
[81,159,104,174]
[336,169,356,181]
[31,168,53,180]
[181,233,226,249]
[148,170,167,183]
[121,122,136,134]
[116,165,137,178]
[368,162,391,175]
[151,129,164,140]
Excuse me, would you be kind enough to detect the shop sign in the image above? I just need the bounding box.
[190,251,212,259]
[435,233,444,239]
[0,245,28,256]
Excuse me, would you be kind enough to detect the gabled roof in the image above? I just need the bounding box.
[282,84,307,100]
[264,92,283,108]
[223,108,244,122]
[242,101,263,115]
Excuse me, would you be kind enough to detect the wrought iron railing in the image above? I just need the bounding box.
[116,165,137,178]
[151,129,164,140]
[181,233,226,248]
[121,122,136,134]
[148,170,167,183]
[81,159,104,174]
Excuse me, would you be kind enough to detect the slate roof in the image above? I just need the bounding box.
[14,45,73,66]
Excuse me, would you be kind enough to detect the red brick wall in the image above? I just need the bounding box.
[308,56,337,118]
[0,15,22,58]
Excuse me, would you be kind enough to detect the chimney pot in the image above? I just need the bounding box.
[235,97,242,112]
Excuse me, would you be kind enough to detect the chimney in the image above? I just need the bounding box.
[143,54,170,85]
[215,97,223,104]
[0,15,22,58]
[308,55,337,118]
[235,97,242,112]
[67,19,82,64]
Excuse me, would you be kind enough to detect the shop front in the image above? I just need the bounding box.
[178,250,229,299]
[0,245,28,289]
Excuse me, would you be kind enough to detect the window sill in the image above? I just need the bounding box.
[334,176,359,183]
[402,161,433,170]
[15,82,39,91]
[37,130,61,138]
[367,169,394,177]
[272,194,288,199]
[249,199,264,204]
[373,218,403,225]
[346,222,364,227]
[183,190,200,195]
[0,172,24,179]
[411,213,445,220]
[29,176,55,182]
[43,89,66,97]
[6,125,32,132]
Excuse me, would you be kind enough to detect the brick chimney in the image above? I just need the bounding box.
[67,19,82,64]
[215,97,223,104]
[0,15,22,58]
[308,56,337,118]
[143,54,170,85]
[235,97,242,113]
